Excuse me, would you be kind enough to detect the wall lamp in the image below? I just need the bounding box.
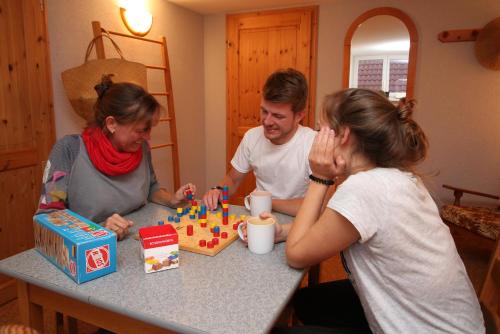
[120,6,153,37]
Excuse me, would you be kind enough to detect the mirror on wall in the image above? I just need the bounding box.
[343,7,418,101]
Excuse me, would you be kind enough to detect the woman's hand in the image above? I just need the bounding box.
[240,212,287,243]
[173,183,197,206]
[309,126,346,180]
[104,213,134,241]
[259,212,287,243]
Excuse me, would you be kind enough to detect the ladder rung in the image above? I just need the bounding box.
[146,65,167,70]
[151,143,174,150]
[159,117,172,122]
[106,30,162,44]
[151,92,170,96]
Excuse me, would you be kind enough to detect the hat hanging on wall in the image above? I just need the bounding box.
[474,17,500,70]
[438,17,500,71]
[61,33,148,122]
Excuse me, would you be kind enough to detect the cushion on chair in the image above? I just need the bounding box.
[441,205,500,240]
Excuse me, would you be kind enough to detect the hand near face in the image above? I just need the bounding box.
[309,126,346,180]
[104,213,134,241]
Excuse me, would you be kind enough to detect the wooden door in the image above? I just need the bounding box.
[0,0,55,303]
[226,7,318,204]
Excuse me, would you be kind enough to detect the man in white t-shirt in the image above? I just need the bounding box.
[203,68,316,216]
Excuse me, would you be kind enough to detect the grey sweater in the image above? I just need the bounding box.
[38,135,160,223]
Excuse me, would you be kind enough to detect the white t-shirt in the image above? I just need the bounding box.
[328,168,484,334]
[231,125,315,199]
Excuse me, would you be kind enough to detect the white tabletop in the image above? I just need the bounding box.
[0,203,304,334]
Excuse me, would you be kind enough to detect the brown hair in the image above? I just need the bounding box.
[322,88,428,171]
[263,68,308,113]
[91,74,160,130]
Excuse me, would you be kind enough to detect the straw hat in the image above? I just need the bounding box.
[61,34,148,122]
[474,17,500,70]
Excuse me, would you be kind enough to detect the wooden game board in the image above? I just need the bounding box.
[174,211,244,256]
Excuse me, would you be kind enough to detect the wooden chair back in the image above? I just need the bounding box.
[480,238,500,333]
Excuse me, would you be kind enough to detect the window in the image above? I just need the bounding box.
[350,55,408,101]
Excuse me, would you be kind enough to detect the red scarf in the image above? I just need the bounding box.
[82,127,142,176]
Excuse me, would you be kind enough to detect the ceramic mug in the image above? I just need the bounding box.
[244,190,272,217]
[237,216,276,254]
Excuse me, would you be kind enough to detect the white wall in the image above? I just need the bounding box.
[47,0,206,192]
[203,0,500,206]
[203,15,227,191]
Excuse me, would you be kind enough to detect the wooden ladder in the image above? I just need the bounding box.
[90,21,180,189]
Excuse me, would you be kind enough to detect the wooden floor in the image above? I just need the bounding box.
[0,223,494,333]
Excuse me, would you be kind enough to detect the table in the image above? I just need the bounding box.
[0,204,304,334]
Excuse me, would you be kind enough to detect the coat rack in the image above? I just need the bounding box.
[437,17,500,70]
[438,29,481,43]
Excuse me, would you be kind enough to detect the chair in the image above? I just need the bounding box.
[480,237,500,333]
[441,184,500,240]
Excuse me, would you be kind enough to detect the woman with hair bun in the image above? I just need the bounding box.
[271,89,484,333]
[38,75,195,240]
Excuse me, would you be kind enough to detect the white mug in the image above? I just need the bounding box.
[238,216,276,254]
[244,190,272,217]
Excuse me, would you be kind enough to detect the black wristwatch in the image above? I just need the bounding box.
[211,186,223,191]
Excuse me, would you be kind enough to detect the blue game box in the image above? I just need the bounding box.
[33,209,117,284]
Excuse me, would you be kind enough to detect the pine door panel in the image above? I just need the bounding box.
[226,7,318,204]
[0,0,55,303]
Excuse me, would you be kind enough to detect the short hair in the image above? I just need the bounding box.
[262,68,308,113]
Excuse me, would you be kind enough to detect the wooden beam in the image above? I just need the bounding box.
[28,284,175,333]
[17,281,44,332]
[0,278,16,305]
[91,21,105,59]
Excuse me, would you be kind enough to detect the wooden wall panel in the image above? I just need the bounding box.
[22,0,56,161]
[0,0,55,303]
[0,168,37,259]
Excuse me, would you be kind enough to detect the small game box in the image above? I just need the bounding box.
[33,209,117,284]
[139,224,179,273]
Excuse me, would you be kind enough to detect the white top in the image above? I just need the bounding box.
[231,125,316,199]
[328,168,484,334]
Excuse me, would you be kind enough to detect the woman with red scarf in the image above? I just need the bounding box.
[38,75,195,240]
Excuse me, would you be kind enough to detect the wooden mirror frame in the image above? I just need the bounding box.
[342,7,418,99]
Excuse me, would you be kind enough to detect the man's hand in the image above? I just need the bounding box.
[203,187,222,211]
[104,213,134,241]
